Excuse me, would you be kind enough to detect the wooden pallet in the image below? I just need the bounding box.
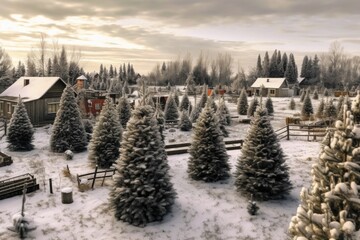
[0,174,39,200]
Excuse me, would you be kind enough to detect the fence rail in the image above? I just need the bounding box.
[275,124,331,141]
[76,166,116,190]
[0,173,39,200]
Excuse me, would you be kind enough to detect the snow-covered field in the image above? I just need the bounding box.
[0,96,324,239]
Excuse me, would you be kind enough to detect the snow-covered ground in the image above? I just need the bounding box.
[0,95,325,239]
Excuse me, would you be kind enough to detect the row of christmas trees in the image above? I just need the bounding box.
[6,84,293,227]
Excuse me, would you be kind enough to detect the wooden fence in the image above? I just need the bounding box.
[165,139,244,155]
[0,173,39,200]
[275,124,330,141]
[76,166,116,190]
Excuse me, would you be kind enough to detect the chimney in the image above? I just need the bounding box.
[24,79,30,86]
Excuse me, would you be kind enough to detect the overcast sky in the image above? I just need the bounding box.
[1,0,360,74]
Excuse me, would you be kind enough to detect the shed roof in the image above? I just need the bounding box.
[0,77,66,102]
[251,78,287,89]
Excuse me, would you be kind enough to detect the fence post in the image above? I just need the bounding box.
[286,125,290,140]
[4,120,7,136]
[49,178,53,194]
[91,165,98,190]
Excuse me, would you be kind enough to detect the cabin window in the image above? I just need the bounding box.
[48,102,60,114]
[270,89,275,95]
[7,103,11,114]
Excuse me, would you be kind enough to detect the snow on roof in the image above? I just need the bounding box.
[76,75,87,81]
[251,78,287,89]
[0,77,65,102]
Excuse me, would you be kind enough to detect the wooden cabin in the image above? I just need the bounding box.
[0,77,67,126]
[250,78,293,97]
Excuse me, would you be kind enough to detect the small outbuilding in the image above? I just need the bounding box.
[0,77,67,126]
[250,78,293,97]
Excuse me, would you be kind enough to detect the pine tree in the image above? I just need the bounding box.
[247,96,259,117]
[262,52,270,77]
[323,99,337,120]
[117,96,132,129]
[188,102,230,182]
[50,86,87,153]
[179,91,192,112]
[179,110,192,131]
[289,97,296,110]
[218,97,231,126]
[237,88,248,115]
[323,88,329,97]
[164,94,179,122]
[154,105,165,142]
[7,98,34,151]
[88,98,122,168]
[109,105,176,227]
[235,107,292,200]
[265,96,274,116]
[300,55,309,78]
[216,100,229,137]
[269,49,279,77]
[59,46,68,82]
[285,53,297,84]
[289,110,360,239]
[256,54,263,78]
[198,85,208,109]
[351,92,360,123]
[312,89,319,100]
[316,98,325,119]
[301,91,314,119]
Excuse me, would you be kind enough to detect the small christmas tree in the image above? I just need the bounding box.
[323,99,337,120]
[188,101,230,182]
[312,89,319,100]
[247,195,259,216]
[164,93,179,122]
[198,85,208,109]
[323,88,329,97]
[289,97,296,110]
[117,95,132,129]
[7,97,34,151]
[88,98,122,168]
[301,91,313,119]
[50,86,87,153]
[109,105,176,227]
[179,110,192,131]
[316,98,325,119]
[265,96,274,116]
[247,96,259,117]
[217,97,231,126]
[235,107,292,200]
[216,99,229,137]
[179,90,192,112]
[237,88,248,115]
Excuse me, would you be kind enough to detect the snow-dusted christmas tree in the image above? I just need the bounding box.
[179,110,192,131]
[351,91,360,123]
[316,98,325,119]
[235,106,292,200]
[188,100,230,182]
[323,99,337,120]
[265,96,274,116]
[289,106,360,239]
[109,105,176,227]
[289,97,296,110]
[7,97,34,151]
[301,91,314,119]
[117,95,132,129]
[216,99,229,137]
[164,93,179,122]
[88,98,122,168]
[179,90,192,113]
[312,89,319,100]
[217,97,231,126]
[237,88,248,115]
[50,86,87,153]
[247,96,259,117]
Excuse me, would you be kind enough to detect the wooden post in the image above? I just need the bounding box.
[49,178,53,194]
[286,125,290,140]
[91,165,98,190]
[4,120,7,136]
[61,187,73,204]
[101,171,106,187]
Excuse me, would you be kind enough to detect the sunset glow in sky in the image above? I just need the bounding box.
[1,0,360,74]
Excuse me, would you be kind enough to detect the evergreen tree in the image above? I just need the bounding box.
[109,105,176,227]
[262,51,270,77]
[173,90,180,106]
[323,88,330,97]
[59,46,68,82]
[311,54,320,81]
[269,49,278,77]
[235,107,292,200]
[47,58,52,76]
[237,88,248,115]
[289,97,296,110]
[216,99,229,137]
[218,97,231,126]
[190,103,202,123]
[50,86,87,153]
[164,94,179,122]
[117,96,132,129]
[188,102,230,182]
[198,85,208,109]
[154,105,165,142]
[300,55,309,78]
[88,98,122,168]
[301,91,314,119]
[281,53,288,76]
[316,98,325,119]
[351,92,360,123]
[312,89,319,100]
[179,91,192,112]
[323,99,337,120]
[336,95,345,116]
[179,110,192,131]
[247,96,259,117]
[265,96,274,116]
[289,111,360,239]
[256,54,263,77]
[285,53,297,84]
[7,98,34,151]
